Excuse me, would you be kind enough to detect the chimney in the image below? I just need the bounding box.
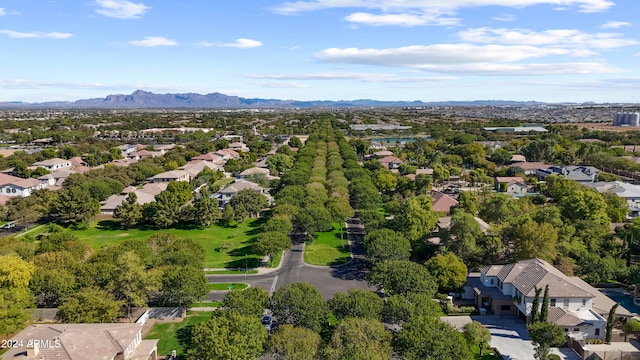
[26,343,39,357]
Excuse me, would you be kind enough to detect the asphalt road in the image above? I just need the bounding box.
[206,218,374,301]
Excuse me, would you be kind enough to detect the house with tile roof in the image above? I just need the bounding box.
[32,158,72,171]
[378,155,403,169]
[0,174,48,197]
[464,258,632,340]
[1,323,158,360]
[537,165,600,183]
[494,176,528,195]
[148,170,190,183]
[430,191,459,215]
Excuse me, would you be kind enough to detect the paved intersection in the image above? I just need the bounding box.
[205,218,374,301]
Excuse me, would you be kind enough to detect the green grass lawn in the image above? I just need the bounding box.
[304,222,351,266]
[32,218,267,269]
[208,283,248,290]
[145,312,212,356]
[471,345,499,360]
[189,301,223,308]
[204,269,258,275]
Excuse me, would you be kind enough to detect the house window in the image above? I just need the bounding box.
[574,328,580,332]
[564,299,569,307]
[490,278,494,285]
[11,188,15,193]
[595,329,600,336]
[500,305,511,311]
[550,299,556,307]
[582,299,587,306]
[564,328,569,332]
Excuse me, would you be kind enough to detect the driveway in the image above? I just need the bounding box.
[471,315,580,360]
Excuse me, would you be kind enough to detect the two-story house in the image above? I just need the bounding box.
[465,259,631,340]
[31,158,72,171]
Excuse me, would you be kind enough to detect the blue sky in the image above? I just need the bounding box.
[0,0,638,103]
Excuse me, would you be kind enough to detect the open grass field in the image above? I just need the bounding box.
[304,222,351,266]
[208,283,248,291]
[31,218,267,269]
[144,311,212,356]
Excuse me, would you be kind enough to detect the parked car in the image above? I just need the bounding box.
[3,222,16,229]
[261,315,272,331]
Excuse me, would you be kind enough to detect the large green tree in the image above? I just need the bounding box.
[192,188,219,228]
[56,287,124,323]
[111,251,157,317]
[463,321,492,356]
[231,189,268,218]
[223,287,269,318]
[114,192,143,229]
[330,289,384,321]
[0,254,34,335]
[397,196,438,247]
[323,318,393,360]
[424,252,468,293]
[383,293,441,325]
[157,265,207,308]
[368,260,437,297]
[185,311,267,360]
[270,282,328,333]
[54,186,100,228]
[269,325,321,360]
[528,321,566,360]
[396,316,474,360]
[363,229,411,264]
[253,231,290,266]
[152,190,181,228]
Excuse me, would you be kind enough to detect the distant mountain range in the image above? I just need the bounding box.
[0,89,561,109]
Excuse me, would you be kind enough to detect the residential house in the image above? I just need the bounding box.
[430,191,459,215]
[584,181,640,218]
[238,167,271,179]
[180,160,224,178]
[464,258,632,340]
[229,142,249,152]
[373,150,394,158]
[0,174,47,197]
[148,170,190,184]
[215,148,241,161]
[192,152,223,162]
[127,150,163,160]
[38,168,76,188]
[1,323,158,360]
[117,144,138,156]
[494,176,528,194]
[537,165,600,183]
[31,158,72,171]
[215,179,272,207]
[100,182,167,215]
[378,155,403,170]
[510,154,527,163]
[508,162,552,176]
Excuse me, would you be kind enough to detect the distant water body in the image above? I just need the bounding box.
[370,136,431,146]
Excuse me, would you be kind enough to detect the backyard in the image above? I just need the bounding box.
[304,222,352,266]
[144,311,212,356]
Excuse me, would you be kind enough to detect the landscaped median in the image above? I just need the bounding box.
[208,283,248,291]
[303,222,352,266]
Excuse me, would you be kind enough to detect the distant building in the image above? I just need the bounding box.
[613,112,640,126]
[483,125,547,133]
[31,158,72,171]
[148,170,190,183]
[494,176,527,194]
[350,124,412,131]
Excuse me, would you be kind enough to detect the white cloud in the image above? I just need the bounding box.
[602,21,631,29]
[194,40,216,48]
[245,72,456,82]
[128,36,177,47]
[254,82,308,88]
[221,38,263,48]
[493,13,515,21]
[0,8,5,16]
[95,0,149,19]
[0,30,73,39]
[314,45,622,75]
[345,12,459,26]
[273,0,614,16]
[0,79,106,89]
[458,28,638,49]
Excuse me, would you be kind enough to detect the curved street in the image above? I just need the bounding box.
[205,217,373,301]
